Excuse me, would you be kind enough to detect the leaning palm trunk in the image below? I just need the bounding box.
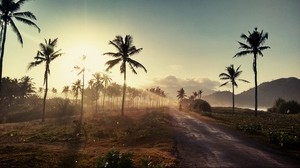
[232,83,235,114]
[0,23,7,98]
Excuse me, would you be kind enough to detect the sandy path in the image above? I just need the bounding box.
[171,108,300,168]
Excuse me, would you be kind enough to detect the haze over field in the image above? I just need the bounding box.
[3,0,300,97]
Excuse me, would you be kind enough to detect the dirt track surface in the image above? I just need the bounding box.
[171,109,300,168]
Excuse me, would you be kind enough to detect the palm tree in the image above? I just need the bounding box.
[51,87,57,98]
[198,90,203,99]
[103,35,147,116]
[62,86,69,99]
[92,72,102,112]
[0,0,40,97]
[193,92,198,99]
[72,79,81,105]
[219,64,249,114]
[28,38,63,122]
[101,73,112,109]
[177,88,186,111]
[234,27,270,116]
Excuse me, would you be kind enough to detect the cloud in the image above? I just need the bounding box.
[148,75,221,99]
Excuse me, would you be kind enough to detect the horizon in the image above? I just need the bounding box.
[2,0,300,97]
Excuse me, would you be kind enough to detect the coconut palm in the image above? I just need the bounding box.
[103,35,147,116]
[198,90,203,99]
[101,73,112,109]
[92,72,102,112]
[62,86,69,99]
[28,38,63,122]
[51,87,57,98]
[0,0,40,97]
[72,79,81,105]
[219,64,249,114]
[234,27,270,116]
[177,88,186,111]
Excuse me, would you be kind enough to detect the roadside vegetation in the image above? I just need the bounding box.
[0,107,176,168]
[201,106,300,159]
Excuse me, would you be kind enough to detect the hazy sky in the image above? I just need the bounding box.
[3,0,300,97]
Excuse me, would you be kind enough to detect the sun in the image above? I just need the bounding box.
[58,42,107,86]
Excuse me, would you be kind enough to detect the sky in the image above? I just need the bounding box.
[3,0,300,98]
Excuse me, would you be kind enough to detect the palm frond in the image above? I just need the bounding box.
[219,73,230,79]
[240,34,248,41]
[105,58,122,71]
[128,47,143,56]
[9,18,23,46]
[237,42,251,50]
[238,79,250,83]
[103,52,122,58]
[233,50,253,58]
[128,63,137,74]
[27,60,43,70]
[220,81,229,87]
[14,16,40,32]
[50,38,58,47]
[127,58,147,73]
[13,11,37,20]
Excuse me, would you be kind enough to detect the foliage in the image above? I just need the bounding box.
[189,99,212,112]
[236,123,262,134]
[94,150,134,168]
[268,98,300,114]
[140,156,164,168]
[268,131,299,148]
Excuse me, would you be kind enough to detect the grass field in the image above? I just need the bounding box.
[202,107,300,159]
[0,107,176,168]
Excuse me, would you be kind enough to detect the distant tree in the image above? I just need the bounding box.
[177,88,186,111]
[193,92,198,99]
[28,38,63,122]
[219,64,249,113]
[234,27,270,116]
[51,87,57,98]
[62,86,69,99]
[72,79,81,105]
[104,35,147,116]
[92,72,102,112]
[38,87,43,98]
[101,73,112,109]
[0,0,40,98]
[198,90,203,99]
[19,76,35,99]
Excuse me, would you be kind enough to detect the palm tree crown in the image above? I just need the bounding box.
[103,35,147,116]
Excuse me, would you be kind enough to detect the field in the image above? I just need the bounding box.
[202,107,300,159]
[0,107,176,168]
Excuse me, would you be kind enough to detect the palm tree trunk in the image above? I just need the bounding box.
[121,69,126,116]
[0,23,8,99]
[102,89,106,110]
[42,73,48,122]
[232,83,235,114]
[80,71,84,123]
[253,54,258,117]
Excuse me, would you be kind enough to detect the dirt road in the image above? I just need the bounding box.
[171,109,300,168]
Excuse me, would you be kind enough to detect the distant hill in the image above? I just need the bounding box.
[203,77,300,108]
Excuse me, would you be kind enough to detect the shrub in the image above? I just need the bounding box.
[268,131,299,148]
[189,99,212,112]
[268,98,300,114]
[140,156,164,168]
[236,123,262,134]
[94,150,134,168]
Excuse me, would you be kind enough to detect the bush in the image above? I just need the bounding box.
[94,150,134,168]
[189,99,212,112]
[236,123,262,134]
[268,98,300,114]
[140,156,164,168]
[268,131,299,148]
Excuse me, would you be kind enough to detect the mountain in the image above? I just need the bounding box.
[203,77,300,108]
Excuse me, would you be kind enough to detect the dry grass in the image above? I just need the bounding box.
[0,107,176,168]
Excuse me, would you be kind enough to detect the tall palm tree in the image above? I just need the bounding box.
[103,35,147,116]
[28,38,63,122]
[234,27,270,116]
[0,0,40,97]
[101,73,112,109]
[198,90,203,99]
[177,88,186,111]
[219,64,249,114]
